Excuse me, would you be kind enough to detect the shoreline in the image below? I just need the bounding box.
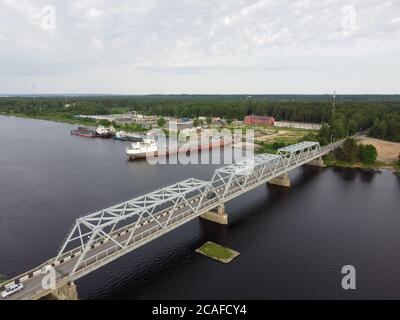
[0,112,93,126]
[323,158,398,173]
[0,113,147,134]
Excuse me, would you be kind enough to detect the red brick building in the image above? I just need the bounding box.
[244,115,275,126]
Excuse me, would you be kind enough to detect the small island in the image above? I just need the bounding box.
[196,241,239,264]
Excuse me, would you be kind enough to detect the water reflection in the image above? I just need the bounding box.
[333,167,358,181]
[359,170,376,183]
[296,166,323,184]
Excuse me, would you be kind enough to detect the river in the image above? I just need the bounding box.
[0,115,399,299]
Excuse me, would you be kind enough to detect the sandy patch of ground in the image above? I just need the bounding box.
[357,137,400,162]
[233,142,261,150]
[258,134,311,144]
[256,129,306,142]
[256,133,280,142]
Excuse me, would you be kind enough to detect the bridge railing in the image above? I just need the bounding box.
[63,142,323,277]
[13,141,323,284]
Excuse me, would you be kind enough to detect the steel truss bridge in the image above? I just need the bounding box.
[1,141,330,300]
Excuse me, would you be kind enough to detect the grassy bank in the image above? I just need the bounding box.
[0,274,6,285]
[0,111,97,126]
[322,152,395,171]
[394,162,400,176]
[0,112,147,133]
[253,126,319,154]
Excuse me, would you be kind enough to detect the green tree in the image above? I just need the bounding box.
[359,144,377,164]
[318,123,331,145]
[272,141,286,150]
[98,119,111,126]
[336,138,359,162]
[193,118,200,127]
[206,116,212,125]
[157,117,166,128]
[387,115,400,141]
[370,119,387,139]
[302,133,319,143]
[330,114,347,140]
[347,113,363,135]
[397,153,400,169]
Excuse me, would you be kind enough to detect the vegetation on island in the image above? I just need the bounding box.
[196,241,239,263]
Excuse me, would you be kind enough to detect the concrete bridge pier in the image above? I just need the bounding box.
[267,172,291,188]
[306,157,325,168]
[48,282,78,300]
[200,204,228,225]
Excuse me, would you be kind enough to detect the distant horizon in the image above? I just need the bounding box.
[1,93,400,97]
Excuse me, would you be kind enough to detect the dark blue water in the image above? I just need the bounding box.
[0,115,400,299]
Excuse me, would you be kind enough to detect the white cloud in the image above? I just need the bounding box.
[86,8,104,18]
[0,0,399,94]
[92,37,103,49]
[388,17,400,24]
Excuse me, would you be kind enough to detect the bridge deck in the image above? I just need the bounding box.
[1,140,341,300]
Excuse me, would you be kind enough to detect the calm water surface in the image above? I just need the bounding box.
[0,115,400,299]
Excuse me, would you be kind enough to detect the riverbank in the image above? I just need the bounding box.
[322,153,399,172]
[0,112,147,133]
[0,111,96,126]
[357,137,400,163]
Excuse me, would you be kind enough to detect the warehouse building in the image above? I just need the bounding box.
[244,115,275,126]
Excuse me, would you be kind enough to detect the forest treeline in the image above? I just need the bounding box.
[0,95,399,142]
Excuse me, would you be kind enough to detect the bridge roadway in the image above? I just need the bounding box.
[1,141,341,300]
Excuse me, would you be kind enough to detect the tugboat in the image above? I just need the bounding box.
[114,131,145,142]
[70,126,97,138]
[114,131,128,141]
[126,133,145,142]
[95,126,115,138]
[125,138,158,160]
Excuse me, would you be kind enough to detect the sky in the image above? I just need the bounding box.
[0,0,399,94]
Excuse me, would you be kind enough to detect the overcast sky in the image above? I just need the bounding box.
[0,0,399,94]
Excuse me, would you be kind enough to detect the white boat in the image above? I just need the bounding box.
[114,130,126,140]
[125,138,158,159]
[96,126,114,138]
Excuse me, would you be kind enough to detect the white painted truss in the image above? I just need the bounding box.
[53,141,322,277]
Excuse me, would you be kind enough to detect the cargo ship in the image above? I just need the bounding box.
[70,127,97,138]
[125,136,232,160]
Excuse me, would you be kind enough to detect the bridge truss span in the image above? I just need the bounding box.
[55,178,211,275]
[53,141,322,278]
